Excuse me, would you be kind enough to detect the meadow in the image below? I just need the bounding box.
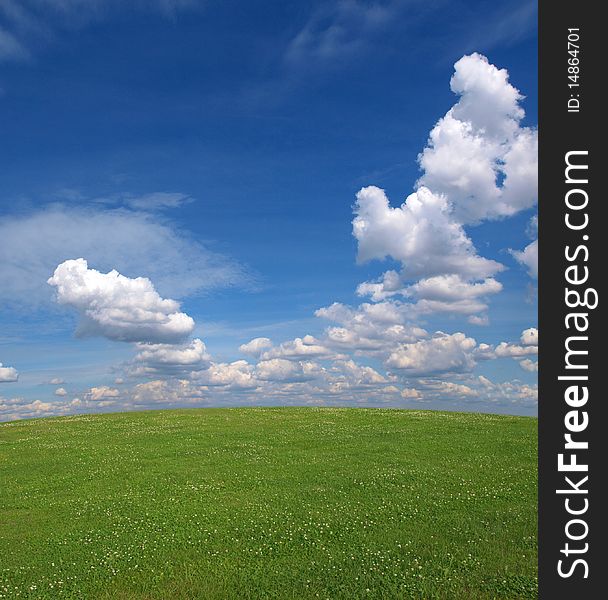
[0,407,537,599]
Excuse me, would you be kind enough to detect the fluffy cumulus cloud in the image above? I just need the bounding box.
[194,360,258,390]
[131,379,204,406]
[519,358,538,372]
[521,327,538,345]
[352,184,504,318]
[491,329,538,361]
[239,337,273,357]
[401,387,422,400]
[494,341,538,358]
[86,386,120,402]
[131,338,211,376]
[261,336,338,361]
[353,186,502,280]
[433,381,477,398]
[0,363,19,383]
[48,258,195,343]
[316,301,427,354]
[351,53,537,324]
[386,332,478,376]
[256,359,319,383]
[330,360,386,386]
[407,275,503,317]
[418,53,537,225]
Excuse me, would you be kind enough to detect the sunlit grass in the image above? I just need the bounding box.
[0,407,537,599]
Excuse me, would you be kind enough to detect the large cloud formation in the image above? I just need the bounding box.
[48,258,195,343]
[418,53,537,225]
[352,53,537,323]
[353,186,503,280]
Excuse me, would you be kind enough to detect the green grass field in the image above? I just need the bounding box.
[0,407,537,599]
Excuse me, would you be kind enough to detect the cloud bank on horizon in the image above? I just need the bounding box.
[1,52,538,422]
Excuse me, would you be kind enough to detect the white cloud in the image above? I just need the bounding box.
[350,54,538,325]
[477,375,538,405]
[521,327,538,346]
[494,341,538,358]
[0,363,19,383]
[386,332,478,375]
[0,397,59,421]
[48,377,65,385]
[418,53,537,224]
[352,185,504,322]
[330,359,386,386]
[194,360,258,390]
[48,258,195,343]
[408,275,502,316]
[54,387,67,396]
[86,386,120,401]
[131,379,203,405]
[353,186,503,280]
[401,387,422,399]
[239,337,273,357]
[316,300,427,356]
[434,381,477,397]
[132,338,211,375]
[519,358,538,372]
[406,374,538,407]
[0,204,247,307]
[410,275,502,304]
[261,336,338,361]
[256,359,319,383]
[511,239,538,279]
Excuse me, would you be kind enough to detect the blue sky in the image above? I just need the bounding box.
[0,0,538,420]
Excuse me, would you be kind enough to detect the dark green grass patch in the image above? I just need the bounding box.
[0,407,537,599]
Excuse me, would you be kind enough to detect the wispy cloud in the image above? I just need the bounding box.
[284,0,419,70]
[0,0,203,64]
[445,0,537,58]
[0,202,251,307]
[0,26,28,62]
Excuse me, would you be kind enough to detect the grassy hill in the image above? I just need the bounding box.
[0,407,537,599]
